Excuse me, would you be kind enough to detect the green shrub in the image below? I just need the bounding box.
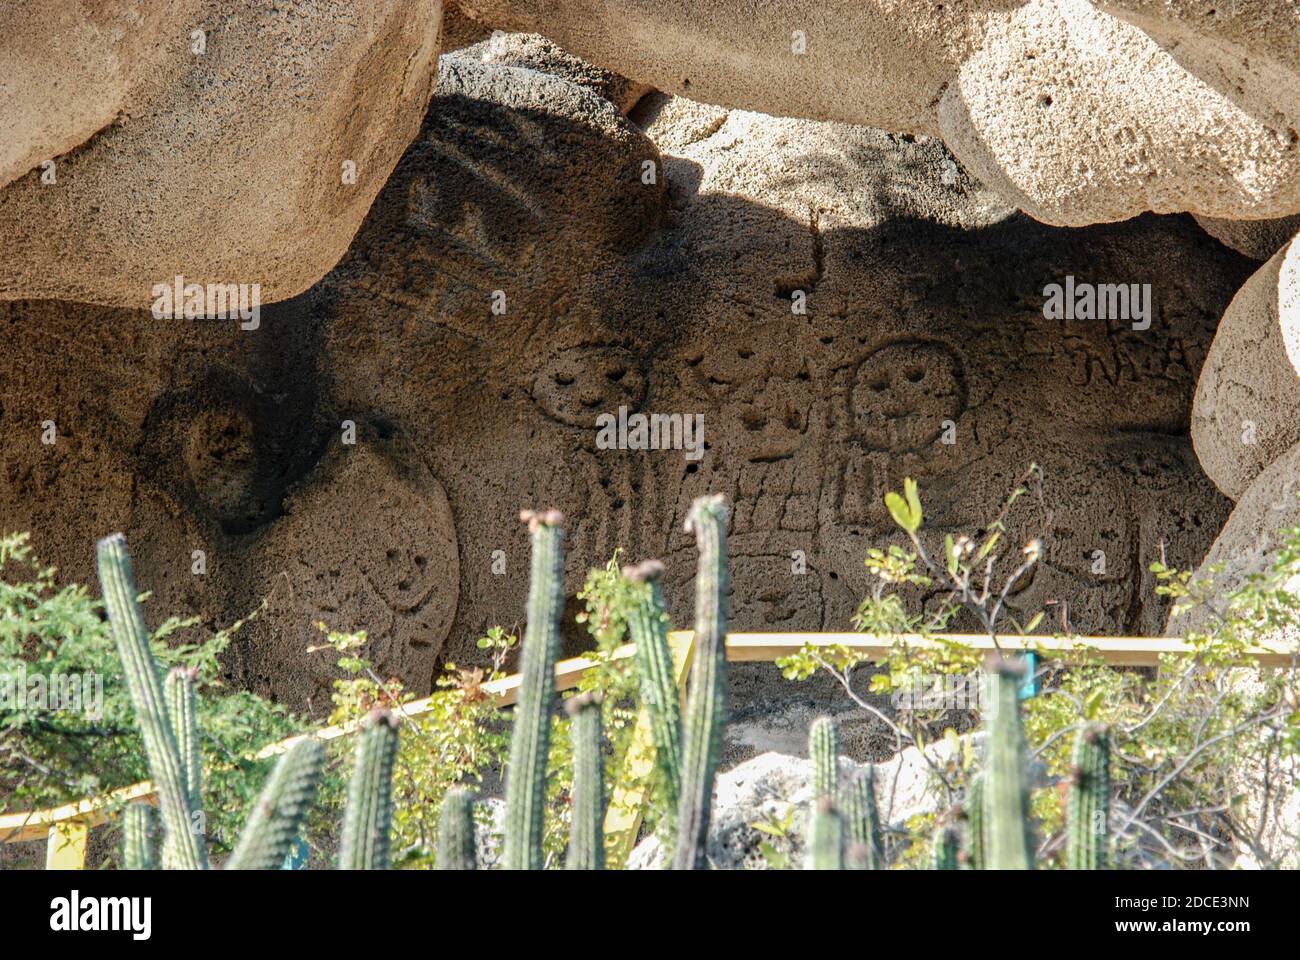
[0,532,303,864]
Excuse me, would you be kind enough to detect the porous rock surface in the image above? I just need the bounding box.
[457,0,1300,226]
[0,0,444,308]
[0,1,191,190]
[1194,214,1300,262]
[462,31,652,114]
[1191,236,1300,500]
[0,45,1249,711]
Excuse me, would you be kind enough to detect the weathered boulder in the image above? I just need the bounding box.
[457,1,1300,226]
[0,1,444,308]
[1191,235,1300,500]
[1195,214,1300,262]
[458,0,997,133]
[0,1,195,190]
[937,0,1300,227]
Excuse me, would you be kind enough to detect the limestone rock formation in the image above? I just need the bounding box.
[1191,236,1300,500]
[457,1,1300,227]
[0,45,1249,711]
[0,0,444,308]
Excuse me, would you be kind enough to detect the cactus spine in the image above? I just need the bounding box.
[338,709,399,870]
[985,661,1034,870]
[226,738,326,871]
[842,768,884,870]
[963,775,987,870]
[123,803,156,870]
[673,495,730,870]
[810,716,839,799]
[931,826,960,870]
[503,509,565,870]
[807,795,844,870]
[623,560,682,838]
[1066,725,1110,870]
[565,693,605,870]
[96,534,207,870]
[437,787,478,871]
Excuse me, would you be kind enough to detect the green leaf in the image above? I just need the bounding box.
[884,491,913,533]
[904,478,922,529]
[944,534,959,577]
[1083,687,1105,720]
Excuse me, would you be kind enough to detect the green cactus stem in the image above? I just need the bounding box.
[931,825,960,870]
[122,803,156,870]
[503,509,565,870]
[339,708,399,870]
[96,534,207,870]
[226,738,326,871]
[565,692,606,870]
[673,494,730,870]
[807,795,845,870]
[962,775,987,871]
[1066,725,1111,870]
[623,560,682,838]
[842,768,884,870]
[164,667,202,811]
[985,660,1034,870]
[810,716,839,799]
[437,787,478,871]
[161,666,202,869]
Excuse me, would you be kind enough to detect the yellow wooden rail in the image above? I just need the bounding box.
[4,629,1293,868]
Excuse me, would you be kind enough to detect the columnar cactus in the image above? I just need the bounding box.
[931,825,960,870]
[122,803,156,870]
[338,709,399,870]
[165,667,202,812]
[807,795,844,870]
[226,738,326,871]
[962,774,987,871]
[162,666,202,869]
[673,495,730,870]
[96,534,207,870]
[842,769,884,870]
[565,692,606,870]
[437,787,478,871]
[623,560,682,836]
[503,509,565,870]
[985,660,1034,870]
[810,716,839,799]
[1066,725,1111,870]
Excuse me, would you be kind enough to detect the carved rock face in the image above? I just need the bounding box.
[0,51,1249,712]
